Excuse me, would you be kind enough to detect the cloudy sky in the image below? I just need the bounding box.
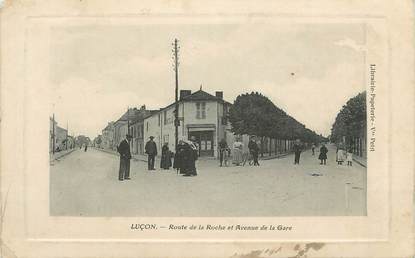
[50,23,366,138]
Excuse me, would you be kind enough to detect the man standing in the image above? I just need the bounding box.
[248,136,260,166]
[145,136,157,171]
[117,134,132,181]
[293,139,303,165]
[218,138,228,167]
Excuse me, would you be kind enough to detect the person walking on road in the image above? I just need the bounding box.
[336,143,346,165]
[145,136,157,171]
[232,137,244,166]
[160,142,172,170]
[84,144,88,152]
[319,143,328,165]
[117,134,132,181]
[346,148,353,166]
[311,143,316,155]
[248,136,260,166]
[218,138,228,167]
[293,139,303,165]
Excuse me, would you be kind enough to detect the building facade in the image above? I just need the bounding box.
[49,117,68,152]
[112,106,156,154]
[102,122,115,150]
[143,89,233,158]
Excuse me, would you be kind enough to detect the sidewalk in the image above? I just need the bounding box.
[353,155,367,168]
[50,148,76,161]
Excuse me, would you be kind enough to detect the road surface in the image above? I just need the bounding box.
[50,145,366,216]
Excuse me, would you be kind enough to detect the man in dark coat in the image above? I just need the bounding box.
[293,139,303,165]
[248,137,260,166]
[117,134,132,180]
[145,136,157,170]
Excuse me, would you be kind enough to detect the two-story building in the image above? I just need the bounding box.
[143,89,233,158]
[49,117,68,152]
[102,122,115,150]
[112,106,156,154]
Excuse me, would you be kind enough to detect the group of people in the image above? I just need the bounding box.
[116,133,356,181]
[117,134,199,180]
[218,137,260,167]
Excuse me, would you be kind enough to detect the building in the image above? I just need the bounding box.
[102,122,115,150]
[49,117,68,152]
[113,106,156,154]
[143,89,232,158]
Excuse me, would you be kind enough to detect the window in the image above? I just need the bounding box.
[164,110,167,125]
[158,114,161,126]
[163,134,169,144]
[196,102,206,119]
[146,122,148,132]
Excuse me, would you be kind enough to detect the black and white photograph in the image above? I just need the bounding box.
[2,1,414,258]
[49,23,368,217]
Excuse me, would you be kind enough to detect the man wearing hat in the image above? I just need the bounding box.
[117,134,132,180]
[145,136,158,170]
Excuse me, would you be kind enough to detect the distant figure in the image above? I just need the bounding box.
[79,145,82,150]
[232,137,244,166]
[84,144,88,152]
[145,136,157,171]
[218,138,228,167]
[248,137,260,166]
[311,143,316,155]
[117,134,132,181]
[336,143,346,165]
[346,148,353,166]
[319,143,328,165]
[160,142,172,170]
[223,148,231,167]
[293,139,303,164]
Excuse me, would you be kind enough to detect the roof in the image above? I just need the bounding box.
[115,108,158,125]
[148,90,231,117]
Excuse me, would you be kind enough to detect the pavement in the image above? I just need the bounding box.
[50,144,366,217]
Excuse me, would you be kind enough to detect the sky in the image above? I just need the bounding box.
[50,23,366,138]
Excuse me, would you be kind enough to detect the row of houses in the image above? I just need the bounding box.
[100,89,301,158]
[49,117,75,152]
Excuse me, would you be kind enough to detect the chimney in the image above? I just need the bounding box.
[215,91,223,99]
[180,90,192,100]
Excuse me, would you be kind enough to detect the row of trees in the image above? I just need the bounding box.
[228,92,326,143]
[330,91,366,146]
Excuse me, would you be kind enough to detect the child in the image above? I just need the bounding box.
[346,149,353,166]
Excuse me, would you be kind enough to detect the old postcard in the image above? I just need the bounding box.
[1,0,413,257]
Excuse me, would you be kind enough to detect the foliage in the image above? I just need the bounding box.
[330,92,366,145]
[228,92,326,143]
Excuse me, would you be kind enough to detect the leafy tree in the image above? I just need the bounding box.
[229,92,324,143]
[330,91,366,145]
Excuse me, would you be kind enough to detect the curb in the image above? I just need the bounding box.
[50,149,76,161]
[352,157,367,168]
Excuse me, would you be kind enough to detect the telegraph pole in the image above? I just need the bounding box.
[172,39,180,150]
[52,113,55,154]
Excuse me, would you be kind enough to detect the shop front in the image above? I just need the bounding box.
[187,124,215,157]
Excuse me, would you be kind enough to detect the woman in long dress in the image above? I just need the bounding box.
[232,138,244,166]
[160,143,172,169]
[336,143,345,165]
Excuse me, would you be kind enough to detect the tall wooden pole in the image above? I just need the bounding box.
[173,39,179,150]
